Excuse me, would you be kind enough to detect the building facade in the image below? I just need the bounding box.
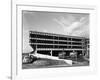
[29,31,89,57]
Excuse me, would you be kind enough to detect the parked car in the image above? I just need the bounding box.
[58,51,66,59]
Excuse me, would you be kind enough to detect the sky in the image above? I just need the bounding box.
[22,11,89,53]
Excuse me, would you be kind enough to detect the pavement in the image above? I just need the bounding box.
[22,58,89,69]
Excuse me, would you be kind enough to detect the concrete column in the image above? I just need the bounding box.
[35,45,37,54]
[50,50,52,56]
[82,39,85,56]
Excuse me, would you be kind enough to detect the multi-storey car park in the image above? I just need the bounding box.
[29,31,89,58]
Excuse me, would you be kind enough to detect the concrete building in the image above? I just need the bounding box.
[29,31,89,58]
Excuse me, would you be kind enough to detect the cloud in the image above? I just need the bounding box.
[53,15,89,38]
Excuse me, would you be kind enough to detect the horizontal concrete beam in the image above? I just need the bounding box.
[37,48,85,51]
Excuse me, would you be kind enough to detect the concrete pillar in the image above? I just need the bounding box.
[82,39,85,56]
[50,50,52,56]
[35,45,37,54]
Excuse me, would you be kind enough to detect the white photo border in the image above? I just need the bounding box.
[11,3,97,80]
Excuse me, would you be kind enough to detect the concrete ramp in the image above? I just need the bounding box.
[32,53,72,65]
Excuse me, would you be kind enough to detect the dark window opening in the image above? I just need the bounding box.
[59,46,67,48]
[54,36,59,40]
[67,46,71,48]
[37,40,53,44]
[68,38,71,40]
[36,35,47,39]
[37,45,53,48]
[59,37,67,40]
[72,42,82,45]
[68,42,71,45]
[59,41,67,44]
[54,41,58,44]
[54,45,58,48]
[72,38,82,41]
[30,34,37,38]
[72,46,82,49]
[29,39,36,43]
